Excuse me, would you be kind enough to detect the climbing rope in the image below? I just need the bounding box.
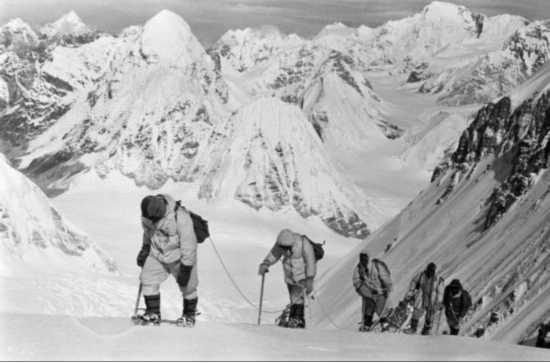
[311,288,349,331]
[209,236,389,332]
[209,236,303,314]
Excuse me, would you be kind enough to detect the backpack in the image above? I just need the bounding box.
[174,200,210,243]
[302,235,325,262]
[373,259,392,292]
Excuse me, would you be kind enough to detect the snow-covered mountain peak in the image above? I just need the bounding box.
[317,22,354,38]
[415,1,482,36]
[3,17,31,30]
[421,1,471,21]
[218,26,288,46]
[41,10,89,37]
[197,96,371,238]
[140,9,205,66]
[63,10,82,23]
[0,17,40,47]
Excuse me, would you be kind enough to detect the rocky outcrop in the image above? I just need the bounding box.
[432,90,550,229]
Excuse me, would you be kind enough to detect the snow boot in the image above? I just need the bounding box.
[450,326,460,336]
[287,304,305,329]
[177,297,198,327]
[360,315,374,332]
[380,317,390,332]
[404,318,419,334]
[134,294,161,326]
[421,323,432,336]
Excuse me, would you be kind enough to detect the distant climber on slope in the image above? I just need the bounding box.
[258,229,317,329]
[442,279,472,336]
[352,252,393,332]
[403,262,445,335]
[134,194,199,327]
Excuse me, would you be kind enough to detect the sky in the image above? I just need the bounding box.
[1,0,550,47]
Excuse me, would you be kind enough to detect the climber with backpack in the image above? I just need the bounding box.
[133,194,208,327]
[353,252,393,332]
[258,229,323,329]
[442,279,472,335]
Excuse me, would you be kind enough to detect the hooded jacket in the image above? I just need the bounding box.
[262,234,316,284]
[141,194,197,267]
[443,279,472,319]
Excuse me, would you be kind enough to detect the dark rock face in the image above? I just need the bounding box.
[432,91,550,229]
[472,13,485,38]
[407,70,422,83]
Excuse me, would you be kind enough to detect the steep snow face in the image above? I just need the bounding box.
[432,20,550,106]
[313,67,550,344]
[197,97,371,238]
[140,10,206,66]
[0,154,117,274]
[40,11,90,38]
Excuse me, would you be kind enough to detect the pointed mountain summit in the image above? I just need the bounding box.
[41,11,90,37]
[198,97,371,238]
[317,23,355,38]
[0,18,40,48]
[140,9,205,66]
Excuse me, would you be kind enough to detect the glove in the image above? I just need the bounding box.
[258,263,270,276]
[136,245,151,267]
[434,302,444,311]
[177,263,193,287]
[405,290,415,301]
[305,277,314,295]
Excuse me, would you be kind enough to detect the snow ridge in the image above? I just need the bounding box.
[0,154,118,274]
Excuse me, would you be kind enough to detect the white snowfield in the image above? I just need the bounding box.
[1,151,549,360]
[2,313,550,361]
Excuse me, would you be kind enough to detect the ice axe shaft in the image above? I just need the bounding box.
[258,273,266,326]
[134,283,142,316]
[434,308,443,336]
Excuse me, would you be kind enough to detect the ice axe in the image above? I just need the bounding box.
[134,283,142,316]
[258,273,266,326]
[434,307,443,336]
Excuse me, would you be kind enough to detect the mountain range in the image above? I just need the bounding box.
[1,0,549,345]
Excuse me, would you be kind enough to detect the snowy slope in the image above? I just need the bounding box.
[312,65,550,344]
[2,312,550,361]
[0,154,117,274]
